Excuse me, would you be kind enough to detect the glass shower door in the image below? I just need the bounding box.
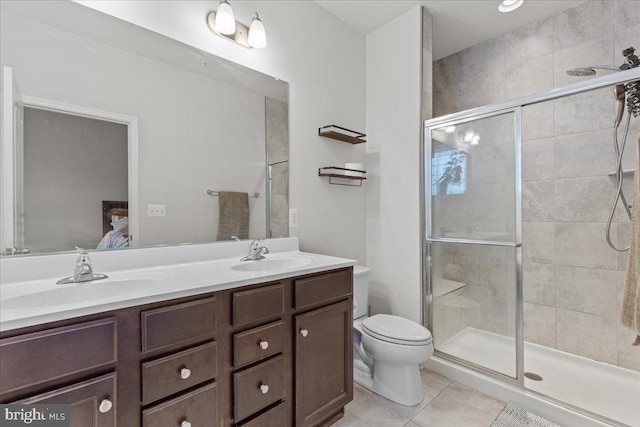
[425,109,522,380]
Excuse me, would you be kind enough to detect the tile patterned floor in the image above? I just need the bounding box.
[334,370,507,427]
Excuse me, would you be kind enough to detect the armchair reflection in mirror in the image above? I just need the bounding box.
[98,207,129,251]
[0,0,289,256]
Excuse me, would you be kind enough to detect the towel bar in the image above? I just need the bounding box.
[207,190,260,198]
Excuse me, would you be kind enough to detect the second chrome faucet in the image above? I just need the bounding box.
[240,239,269,261]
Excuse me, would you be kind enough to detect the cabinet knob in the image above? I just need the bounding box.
[181,421,192,427]
[300,329,309,337]
[180,368,192,380]
[260,384,269,394]
[259,340,269,350]
[98,399,113,413]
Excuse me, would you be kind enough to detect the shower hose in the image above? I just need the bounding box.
[606,92,633,252]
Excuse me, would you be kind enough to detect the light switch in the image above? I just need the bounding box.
[289,208,299,227]
[148,204,166,217]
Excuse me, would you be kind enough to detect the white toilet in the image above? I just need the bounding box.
[352,266,433,406]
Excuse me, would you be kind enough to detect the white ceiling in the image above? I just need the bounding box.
[315,0,586,60]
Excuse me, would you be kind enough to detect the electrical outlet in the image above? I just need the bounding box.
[289,208,299,227]
[148,204,166,217]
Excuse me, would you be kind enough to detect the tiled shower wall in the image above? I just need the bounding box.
[432,0,639,371]
[265,97,289,238]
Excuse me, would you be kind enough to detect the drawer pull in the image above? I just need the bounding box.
[300,329,309,337]
[180,368,192,380]
[181,421,192,427]
[259,384,269,394]
[99,399,113,413]
[259,340,269,350]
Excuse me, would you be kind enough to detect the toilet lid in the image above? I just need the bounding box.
[362,314,432,345]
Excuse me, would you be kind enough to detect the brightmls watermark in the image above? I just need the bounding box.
[0,405,69,426]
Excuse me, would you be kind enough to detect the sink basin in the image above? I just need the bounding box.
[231,257,313,273]
[1,279,160,310]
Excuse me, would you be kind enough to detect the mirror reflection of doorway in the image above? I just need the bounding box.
[23,106,129,253]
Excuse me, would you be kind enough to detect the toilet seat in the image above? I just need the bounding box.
[362,314,432,346]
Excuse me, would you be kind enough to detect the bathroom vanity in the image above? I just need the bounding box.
[0,239,354,427]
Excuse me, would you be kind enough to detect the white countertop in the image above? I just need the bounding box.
[0,238,356,332]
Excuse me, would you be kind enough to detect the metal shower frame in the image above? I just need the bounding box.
[421,67,640,424]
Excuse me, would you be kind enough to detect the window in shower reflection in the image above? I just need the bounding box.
[432,149,466,195]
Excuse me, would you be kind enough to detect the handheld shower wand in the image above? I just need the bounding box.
[566,65,633,252]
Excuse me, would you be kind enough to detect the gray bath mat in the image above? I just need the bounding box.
[491,404,562,427]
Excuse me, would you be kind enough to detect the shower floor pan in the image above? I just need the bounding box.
[438,327,640,427]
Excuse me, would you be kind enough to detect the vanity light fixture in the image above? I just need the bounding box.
[458,128,476,144]
[248,13,267,49]
[214,0,236,35]
[456,128,480,146]
[207,1,267,49]
[498,0,524,13]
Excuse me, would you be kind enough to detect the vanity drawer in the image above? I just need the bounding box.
[142,296,217,353]
[233,355,285,422]
[234,320,284,368]
[294,269,352,310]
[17,373,116,427]
[142,341,217,405]
[239,401,286,427]
[142,382,217,427]
[0,318,117,394]
[232,283,284,327]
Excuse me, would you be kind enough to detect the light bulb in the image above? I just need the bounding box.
[248,13,267,49]
[215,0,236,35]
[470,135,480,145]
[498,0,524,13]
[463,129,475,143]
[443,126,456,133]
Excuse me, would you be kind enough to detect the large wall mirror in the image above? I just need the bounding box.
[0,1,289,256]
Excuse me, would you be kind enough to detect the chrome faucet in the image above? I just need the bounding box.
[57,252,108,284]
[240,239,269,261]
[74,252,94,282]
[1,247,31,256]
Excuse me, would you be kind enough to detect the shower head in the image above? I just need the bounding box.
[566,66,621,76]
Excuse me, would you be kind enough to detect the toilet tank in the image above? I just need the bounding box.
[353,266,371,319]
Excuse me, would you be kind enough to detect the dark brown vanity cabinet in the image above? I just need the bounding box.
[293,270,354,427]
[0,266,353,427]
[0,318,118,427]
[0,296,222,427]
[224,281,288,425]
[18,373,117,427]
[140,296,221,427]
[295,300,353,427]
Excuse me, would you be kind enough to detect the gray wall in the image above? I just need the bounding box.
[23,108,128,252]
[433,0,639,371]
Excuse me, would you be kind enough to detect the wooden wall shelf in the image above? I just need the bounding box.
[319,125,366,144]
[318,167,366,187]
